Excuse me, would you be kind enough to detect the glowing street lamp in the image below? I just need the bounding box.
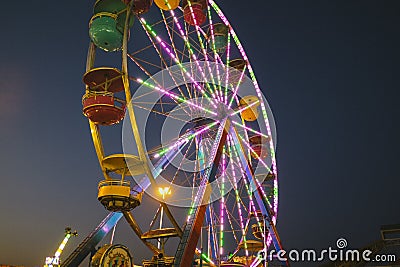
[158,186,171,200]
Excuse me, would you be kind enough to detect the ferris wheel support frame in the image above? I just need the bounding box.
[229,126,290,267]
[197,132,218,262]
[174,119,230,267]
[62,129,192,266]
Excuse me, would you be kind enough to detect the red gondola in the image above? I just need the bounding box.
[82,92,126,125]
[182,0,207,26]
[249,134,270,158]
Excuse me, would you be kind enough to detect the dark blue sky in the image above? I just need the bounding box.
[0,1,399,266]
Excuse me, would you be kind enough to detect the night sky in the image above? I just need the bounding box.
[1,1,399,266]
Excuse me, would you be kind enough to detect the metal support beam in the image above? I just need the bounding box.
[174,119,230,267]
[123,211,161,254]
[229,125,289,267]
[61,212,123,267]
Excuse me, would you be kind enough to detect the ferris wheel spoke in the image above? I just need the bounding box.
[223,199,244,242]
[240,175,269,242]
[231,120,269,138]
[128,53,190,104]
[140,17,219,108]
[129,54,165,71]
[221,194,239,245]
[205,5,225,102]
[161,10,198,101]
[217,146,228,257]
[166,9,223,103]
[129,42,158,56]
[222,32,232,104]
[205,205,219,261]
[134,22,192,104]
[169,139,197,187]
[236,134,273,182]
[228,125,287,258]
[228,132,273,247]
[224,143,249,256]
[185,20,220,101]
[188,22,223,103]
[128,54,190,110]
[130,75,218,117]
[153,120,219,160]
[130,104,190,123]
[229,132,273,212]
[166,11,206,58]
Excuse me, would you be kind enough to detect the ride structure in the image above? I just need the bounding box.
[67,0,289,266]
[44,228,77,267]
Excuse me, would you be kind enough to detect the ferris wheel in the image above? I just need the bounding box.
[80,0,288,266]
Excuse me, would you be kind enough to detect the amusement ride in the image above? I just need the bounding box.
[44,228,77,267]
[54,0,289,266]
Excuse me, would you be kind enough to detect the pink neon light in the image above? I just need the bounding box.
[168,10,222,103]
[227,136,248,256]
[209,0,278,223]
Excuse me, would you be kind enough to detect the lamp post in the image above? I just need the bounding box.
[158,187,171,250]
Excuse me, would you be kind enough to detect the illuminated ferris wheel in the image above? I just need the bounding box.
[78,0,288,266]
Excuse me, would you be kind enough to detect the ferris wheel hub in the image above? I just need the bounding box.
[215,102,230,120]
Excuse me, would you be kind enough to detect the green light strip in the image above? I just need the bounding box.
[224,33,231,104]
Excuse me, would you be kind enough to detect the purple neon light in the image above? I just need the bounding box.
[226,136,248,256]
[183,5,223,102]
[229,99,260,117]
[134,78,217,116]
[153,120,219,159]
[228,135,273,248]
[209,0,278,223]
